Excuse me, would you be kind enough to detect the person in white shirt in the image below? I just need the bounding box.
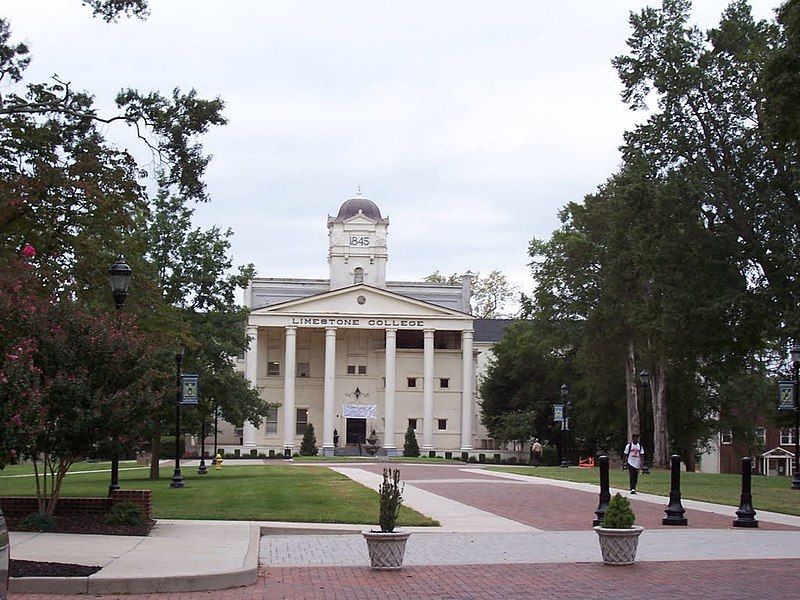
[623,433,644,494]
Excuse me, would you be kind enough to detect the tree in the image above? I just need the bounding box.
[424,270,517,317]
[402,424,420,457]
[0,260,156,514]
[300,423,318,456]
[492,411,537,461]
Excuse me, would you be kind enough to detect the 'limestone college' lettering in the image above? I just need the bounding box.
[290,316,425,328]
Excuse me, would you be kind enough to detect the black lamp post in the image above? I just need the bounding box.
[791,344,800,490]
[213,404,220,458]
[560,383,570,468]
[198,410,208,475]
[107,255,132,496]
[170,350,185,488]
[639,369,651,473]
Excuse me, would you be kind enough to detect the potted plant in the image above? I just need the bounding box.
[593,492,643,565]
[362,468,410,570]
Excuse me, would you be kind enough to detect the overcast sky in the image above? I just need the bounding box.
[3,0,781,300]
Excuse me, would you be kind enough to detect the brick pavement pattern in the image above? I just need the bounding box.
[14,559,800,599]
[356,463,797,530]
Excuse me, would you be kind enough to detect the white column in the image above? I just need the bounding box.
[384,328,398,455]
[282,326,297,454]
[322,327,337,456]
[243,325,258,447]
[422,328,435,450]
[460,330,474,451]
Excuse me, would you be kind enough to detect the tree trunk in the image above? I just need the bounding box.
[625,338,640,441]
[149,417,162,480]
[651,358,670,469]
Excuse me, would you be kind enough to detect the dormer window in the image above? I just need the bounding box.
[354,267,364,284]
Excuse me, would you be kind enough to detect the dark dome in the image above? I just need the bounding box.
[336,197,382,221]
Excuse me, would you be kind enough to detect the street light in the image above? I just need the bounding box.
[106,255,132,496]
[639,369,650,473]
[791,344,800,490]
[560,383,570,468]
[170,350,185,489]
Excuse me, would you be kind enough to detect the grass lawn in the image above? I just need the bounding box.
[0,461,141,477]
[488,466,800,516]
[0,464,437,526]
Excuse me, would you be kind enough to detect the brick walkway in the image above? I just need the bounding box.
[15,559,800,599]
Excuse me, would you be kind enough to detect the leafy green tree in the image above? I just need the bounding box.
[402,424,420,457]
[424,269,517,317]
[491,411,537,460]
[0,259,156,514]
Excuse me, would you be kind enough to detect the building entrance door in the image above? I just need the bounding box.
[346,418,367,444]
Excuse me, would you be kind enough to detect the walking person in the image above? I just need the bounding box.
[531,439,543,466]
[623,433,644,494]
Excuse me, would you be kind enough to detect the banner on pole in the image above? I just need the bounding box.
[554,404,564,422]
[181,373,199,405]
[778,380,796,411]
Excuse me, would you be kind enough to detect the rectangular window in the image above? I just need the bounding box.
[267,361,280,376]
[347,365,356,375]
[265,407,278,434]
[721,430,732,445]
[781,429,794,445]
[755,427,766,445]
[296,408,308,436]
[234,426,244,438]
[381,377,386,389]
[296,362,310,378]
[440,378,449,389]
[358,365,367,375]
[437,419,447,430]
[408,418,417,430]
[407,377,417,388]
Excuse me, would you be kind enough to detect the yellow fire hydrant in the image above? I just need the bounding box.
[214,453,223,470]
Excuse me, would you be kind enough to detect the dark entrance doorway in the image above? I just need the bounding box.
[346,418,366,444]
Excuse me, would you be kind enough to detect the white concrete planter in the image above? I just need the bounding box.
[362,530,411,571]
[593,525,644,565]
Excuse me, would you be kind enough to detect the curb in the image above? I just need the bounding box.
[9,522,260,595]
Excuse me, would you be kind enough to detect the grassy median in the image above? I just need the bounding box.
[0,464,437,525]
[488,465,800,516]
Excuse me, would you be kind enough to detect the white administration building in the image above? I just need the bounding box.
[216,195,510,457]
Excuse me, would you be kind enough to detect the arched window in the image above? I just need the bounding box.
[354,267,364,284]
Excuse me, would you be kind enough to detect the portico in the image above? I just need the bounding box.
[242,284,475,455]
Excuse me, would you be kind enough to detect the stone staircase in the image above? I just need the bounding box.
[334,445,386,457]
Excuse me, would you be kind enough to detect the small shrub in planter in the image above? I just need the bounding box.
[595,493,643,565]
[445,451,452,459]
[17,512,56,532]
[250,449,258,457]
[268,449,275,458]
[105,502,145,527]
[428,450,436,458]
[363,468,410,570]
[234,449,241,457]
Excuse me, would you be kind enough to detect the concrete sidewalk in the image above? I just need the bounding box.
[9,519,259,594]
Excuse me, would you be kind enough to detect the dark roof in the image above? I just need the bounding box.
[473,319,517,342]
[336,197,382,221]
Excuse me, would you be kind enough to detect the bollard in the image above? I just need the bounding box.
[593,455,611,526]
[214,453,223,470]
[662,454,688,525]
[733,456,758,528]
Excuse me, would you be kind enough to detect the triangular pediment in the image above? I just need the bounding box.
[252,284,472,319]
[341,213,377,226]
[762,447,795,458]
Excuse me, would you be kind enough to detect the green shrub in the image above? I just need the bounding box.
[468,456,477,463]
[17,512,56,532]
[160,435,185,459]
[541,445,558,466]
[105,502,146,527]
[300,423,318,456]
[402,424,420,457]
[378,468,404,532]
[602,493,636,528]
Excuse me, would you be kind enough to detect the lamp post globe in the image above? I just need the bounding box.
[106,255,132,496]
[107,255,132,310]
[791,345,800,490]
